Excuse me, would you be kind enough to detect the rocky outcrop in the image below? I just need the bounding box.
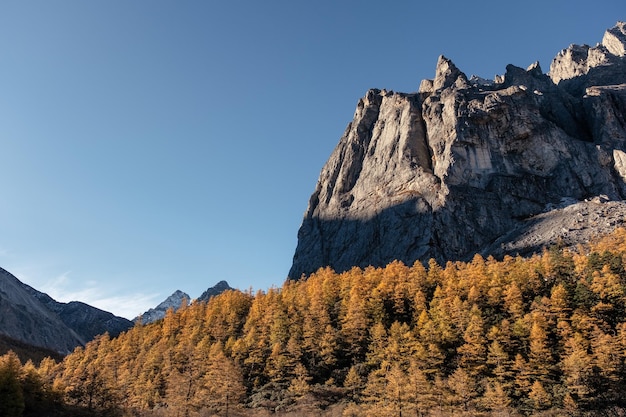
[481,198,626,258]
[197,280,233,303]
[289,21,626,279]
[550,21,626,96]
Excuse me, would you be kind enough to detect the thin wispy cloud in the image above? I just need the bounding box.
[41,270,73,291]
[84,293,162,321]
[3,261,162,320]
[40,271,160,320]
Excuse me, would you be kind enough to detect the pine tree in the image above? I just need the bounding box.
[199,342,246,416]
[504,282,525,320]
[366,322,387,368]
[487,339,512,386]
[343,365,365,401]
[61,336,120,414]
[361,363,389,416]
[406,359,436,416]
[591,330,621,402]
[457,304,487,378]
[428,285,458,346]
[550,283,571,322]
[340,278,372,363]
[482,381,513,416]
[512,353,532,400]
[20,359,50,416]
[131,339,167,409]
[288,363,311,398]
[561,332,594,404]
[385,321,416,367]
[301,275,337,378]
[446,367,478,414]
[362,362,410,417]
[0,351,25,417]
[385,363,410,417]
[527,312,554,385]
[265,336,302,391]
[529,380,552,411]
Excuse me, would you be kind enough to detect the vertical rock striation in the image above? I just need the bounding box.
[289,22,626,279]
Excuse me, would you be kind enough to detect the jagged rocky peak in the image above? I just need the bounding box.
[602,20,626,56]
[135,281,233,324]
[289,21,626,280]
[135,290,190,324]
[527,61,543,73]
[419,55,469,93]
[550,21,626,87]
[197,280,233,302]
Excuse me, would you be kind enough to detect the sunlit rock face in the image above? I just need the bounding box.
[289,22,626,279]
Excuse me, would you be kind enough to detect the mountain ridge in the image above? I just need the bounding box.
[1,265,235,352]
[0,267,85,354]
[20,281,134,343]
[135,281,233,324]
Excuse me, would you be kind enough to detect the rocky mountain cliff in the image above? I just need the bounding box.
[289,21,626,279]
[0,267,132,354]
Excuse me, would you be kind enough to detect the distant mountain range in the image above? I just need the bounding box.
[0,266,233,356]
[135,280,233,324]
[0,267,132,354]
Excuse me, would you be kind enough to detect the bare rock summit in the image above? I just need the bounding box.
[289,21,626,279]
[135,290,190,324]
[135,281,233,324]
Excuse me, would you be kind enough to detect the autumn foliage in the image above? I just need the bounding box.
[6,229,626,416]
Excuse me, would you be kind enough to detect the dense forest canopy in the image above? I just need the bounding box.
[5,229,626,416]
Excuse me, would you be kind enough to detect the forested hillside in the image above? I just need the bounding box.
[5,230,626,416]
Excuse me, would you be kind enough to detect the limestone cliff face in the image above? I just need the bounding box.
[289,22,626,279]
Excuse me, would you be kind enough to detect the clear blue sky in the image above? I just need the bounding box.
[0,1,622,319]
